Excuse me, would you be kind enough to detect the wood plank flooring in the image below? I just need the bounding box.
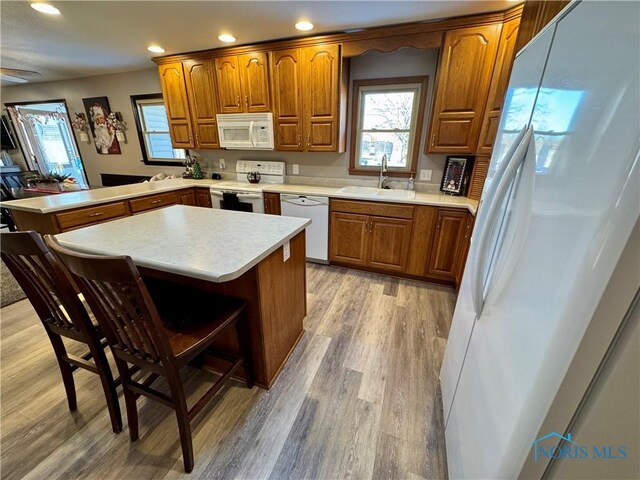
[0,264,455,479]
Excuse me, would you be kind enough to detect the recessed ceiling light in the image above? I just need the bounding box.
[31,3,61,15]
[148,45,165,53]
[295,21,314,31]
[218,34,236,43]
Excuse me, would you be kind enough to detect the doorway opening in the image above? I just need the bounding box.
[6,100,89,187]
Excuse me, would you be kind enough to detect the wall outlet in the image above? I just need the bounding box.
[420,169,432,181]
[219,158,226,169]
[292,164,299,175]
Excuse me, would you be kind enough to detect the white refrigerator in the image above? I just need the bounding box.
[440,1,640,478]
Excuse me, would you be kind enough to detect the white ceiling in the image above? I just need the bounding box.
[1,0,517,85]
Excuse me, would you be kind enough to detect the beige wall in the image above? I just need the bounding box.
[1,48,448,188]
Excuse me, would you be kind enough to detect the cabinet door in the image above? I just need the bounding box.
[263,192,281,215]
[367,216,413,272]
[427,209,469,279]
[178,189,196,206]
[270,49,303,151]
[214,55,243,113]
[302,44,340,152]
[195,189,212,208]
[158,63,194,148]
[476,17,521,155]
[427,25,501,154]
[330,212,369,266]
[454,214,475,288]
[183,59,219,149]
[239,52,270,112]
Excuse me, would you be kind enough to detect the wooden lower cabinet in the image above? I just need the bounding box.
[263,192,281,215]
[178,190,196,206]
[195,188,212,208]
[367,216,413,272]
[427,208,469,281]
[329,199,474,287]
[330,212,369,266]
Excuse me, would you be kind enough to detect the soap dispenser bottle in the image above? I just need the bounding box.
[407,174,415,191]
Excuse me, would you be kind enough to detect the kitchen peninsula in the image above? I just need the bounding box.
[54,205,310,388]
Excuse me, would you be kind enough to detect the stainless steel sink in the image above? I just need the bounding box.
[336,186,416,200]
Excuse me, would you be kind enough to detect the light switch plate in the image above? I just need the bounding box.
[219,158,226,169]
[292,164,299,175]
[283,241,291,262]
[420,169,432,181]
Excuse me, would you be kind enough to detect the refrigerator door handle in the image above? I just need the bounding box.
[470,127,534,318]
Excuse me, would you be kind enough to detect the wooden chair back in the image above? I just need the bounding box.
[44,236,178,374]
[1,231,93,339]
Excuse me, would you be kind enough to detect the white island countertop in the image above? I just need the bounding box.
[54,205,310,283]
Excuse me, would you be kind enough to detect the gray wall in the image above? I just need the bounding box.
[2,47,448,188]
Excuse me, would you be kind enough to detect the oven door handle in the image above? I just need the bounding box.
[236,193,262,199]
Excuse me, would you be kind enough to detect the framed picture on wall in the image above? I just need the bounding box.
[83,96,121,155]
[440,156,472,196]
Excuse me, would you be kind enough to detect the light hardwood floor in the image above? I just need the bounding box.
[0,264,455,479]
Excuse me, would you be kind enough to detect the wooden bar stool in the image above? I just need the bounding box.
[0,231,122,432]
[45,235,254,473]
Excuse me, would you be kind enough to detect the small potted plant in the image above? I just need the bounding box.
[27,173,71,192]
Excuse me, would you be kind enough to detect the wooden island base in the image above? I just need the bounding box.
[140,231,307,389]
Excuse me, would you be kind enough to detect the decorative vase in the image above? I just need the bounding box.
[80,132,90,143]
[116,130,126,142]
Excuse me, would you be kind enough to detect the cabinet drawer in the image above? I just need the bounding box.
[56,202,128,231]
[331,199,414,219]
[129,192,179,213]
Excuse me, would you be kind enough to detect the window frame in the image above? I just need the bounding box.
[130,93,186,166]
[349,76,429,177]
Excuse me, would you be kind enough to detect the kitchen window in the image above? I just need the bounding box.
[349,76,428,177]
[130,94,186,166]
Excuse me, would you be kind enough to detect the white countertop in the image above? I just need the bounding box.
[54,205,310,283]
[2,177,477,215]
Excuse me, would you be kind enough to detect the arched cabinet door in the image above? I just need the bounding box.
[158,63,194,148]
[183,59,219,148]
[270,48,303,151]
[239,52,270,112]
[427,25,501,154]
[302,44,340,152]
[214,55,243,114]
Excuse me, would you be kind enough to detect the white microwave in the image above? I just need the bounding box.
[216,113,275,150]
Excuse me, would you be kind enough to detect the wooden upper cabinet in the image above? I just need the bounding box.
[214,55,244,113]
[477,16,521,155]
[270,48,303,151]
[427,24,501,154]
[303,44,340,152]
[183,59,219,148]
[158,63,194,148]
[427,208,469,280]
[271,44,341,152]
[215,52,270,114]
[238,52,270,112]
[515,1,569,53]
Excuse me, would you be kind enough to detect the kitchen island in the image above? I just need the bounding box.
[54,205,310,388]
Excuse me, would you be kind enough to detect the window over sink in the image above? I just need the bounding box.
[349,76,428,177]
[130,93,186,166]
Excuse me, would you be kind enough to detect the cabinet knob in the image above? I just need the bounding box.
[307,134,311,147]
[297,134,301,145]
[88,212,103,217]
[236,96,240,107]
[245,95,249,108]
[431,133,436,146]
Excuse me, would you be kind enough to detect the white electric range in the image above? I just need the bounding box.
[210,160,285,213]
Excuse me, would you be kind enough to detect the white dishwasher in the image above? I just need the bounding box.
[280,194,329,263]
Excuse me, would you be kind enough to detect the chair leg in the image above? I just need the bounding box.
[167,372,194,473]
[234,316,254,389]
[93,346,123,433]
[117,360,139,441]
[175,405,194,473]
[48,332,77,411]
